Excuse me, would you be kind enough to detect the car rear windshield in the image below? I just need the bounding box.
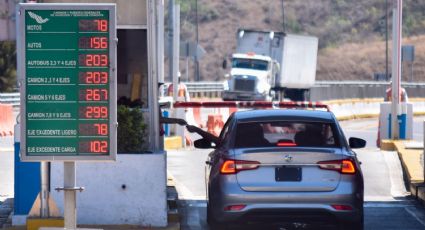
[234,121,341,148]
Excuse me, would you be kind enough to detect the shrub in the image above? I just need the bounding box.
[117,105,147,153]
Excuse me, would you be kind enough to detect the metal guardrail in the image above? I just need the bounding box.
[184,81,425,92]
[3,81,425,106]
[184,81,425,100]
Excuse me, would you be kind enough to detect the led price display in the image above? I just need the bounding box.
[79,19,108,32]
[78,54,108,67]
[79,106,108,119]
[20,4,116,161]
[79,123,108,136]
[79,72,109,84]
[79,37,108,49]
[79,140,108,153]
[79,89,108,101]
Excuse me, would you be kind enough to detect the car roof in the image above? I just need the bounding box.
[234,109,336,123]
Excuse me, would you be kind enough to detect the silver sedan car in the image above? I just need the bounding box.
[194,109,365,230]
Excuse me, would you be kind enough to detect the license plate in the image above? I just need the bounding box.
[275,166,302,182]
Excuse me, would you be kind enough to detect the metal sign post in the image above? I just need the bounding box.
[17,3,117,227]
[391,0,402,139]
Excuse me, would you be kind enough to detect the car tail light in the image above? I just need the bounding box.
[277,140,297,147]
[224,204,246,211]
[317,159,357,174]
[331,204,353,211]
[220,159,260,174]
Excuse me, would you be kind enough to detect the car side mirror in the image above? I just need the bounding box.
[194,139,215,149]
[222,59,227,69]
[349,137,366,149]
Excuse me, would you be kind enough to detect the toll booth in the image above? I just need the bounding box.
[14,0,167,227]
[379,102,413,140]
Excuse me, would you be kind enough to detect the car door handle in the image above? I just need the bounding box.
[205,160,211,165]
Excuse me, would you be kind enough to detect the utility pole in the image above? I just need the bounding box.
[281,0,286,32]
[385,0,389,81]
[194,0,200,81]
[391,0,402,139]
[167,0,174,82]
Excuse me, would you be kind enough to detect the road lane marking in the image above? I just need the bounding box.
[364,201,415,208]
[167,171,204,200]
[383,151,410,198]
[405,206,425,227]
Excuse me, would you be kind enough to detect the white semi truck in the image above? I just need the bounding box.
[222,29,319,101]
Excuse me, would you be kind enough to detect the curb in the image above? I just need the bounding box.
[166,175,180,230]
[164,136,183,150]
[384,140,425,205]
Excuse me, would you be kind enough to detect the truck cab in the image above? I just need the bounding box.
[222,53,277,101]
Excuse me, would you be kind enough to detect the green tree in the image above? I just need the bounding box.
[0,41,17,92]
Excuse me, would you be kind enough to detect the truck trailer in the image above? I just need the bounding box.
[222,29,319,101]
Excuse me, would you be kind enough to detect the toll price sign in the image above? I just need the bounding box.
[17,4,117,161]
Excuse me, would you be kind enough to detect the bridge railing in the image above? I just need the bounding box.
[0,92,20,108]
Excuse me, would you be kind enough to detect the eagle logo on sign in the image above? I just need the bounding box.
[28,12,49,24]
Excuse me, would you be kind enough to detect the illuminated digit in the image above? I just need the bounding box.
[100,20,107,31]
[93,89,100,101]
[91,72,98,84]
[101,89,108,100]
[101,55,108,66]
[100,141,108,152]
[100,37,107,49]
[85,89,92,101]
[101,107,108,118]
[90,141,98,152]
[86,72,93,83]
[90,37,96,49]
[86,106,93,118]
[94,124,107,135]
[101,72,108,83]
[93,106,100,118]
[86,54,93,66]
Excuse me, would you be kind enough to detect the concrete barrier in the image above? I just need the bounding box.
[50,153,167,227]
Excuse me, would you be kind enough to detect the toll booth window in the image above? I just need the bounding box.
[116,29,149,154]
[117,29,148,108]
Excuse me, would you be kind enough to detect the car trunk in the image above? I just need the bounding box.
[234,147,342,192]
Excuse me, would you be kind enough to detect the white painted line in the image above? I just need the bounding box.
[364,196,401,202]
[167,171,200,200]
[383,151,410,198]
[405,206,425,227]
[364,202,414,208]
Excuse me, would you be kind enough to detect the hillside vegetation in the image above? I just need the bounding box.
[175,0,425,81]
